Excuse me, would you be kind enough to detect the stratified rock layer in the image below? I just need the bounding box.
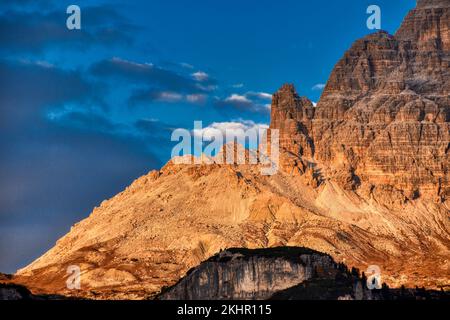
[273,0,449,199]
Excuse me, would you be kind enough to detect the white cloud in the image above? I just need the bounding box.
[193,120,269,141]
[225,94,252,104]
[192,71,209,81]
[19,59,54,68]
[196,83,218,92]
[156,91,184,102]
[35,60,54,68]
[257,92,272,100]
[151,92,207,105]
[180,62,194,69]
[217,93,271,114]
[186,94,207,104]
[150,92,208,104]
[246,91,272,100]
[312,83,326,90]
[111,57,152,69]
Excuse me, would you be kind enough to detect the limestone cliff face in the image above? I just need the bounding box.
[157,247,449,300]
[158,248,337,300]
[271,0,449,199]
[12,0,450,300]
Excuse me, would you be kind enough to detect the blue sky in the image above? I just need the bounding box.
[0,0,416,273]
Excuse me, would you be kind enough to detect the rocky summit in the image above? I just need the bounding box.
[12,0,449,299]
[273,0,449,199]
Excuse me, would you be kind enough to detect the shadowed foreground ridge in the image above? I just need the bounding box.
[157,247,449,300]
[157,247,347,300]
[0,273,72,300]
[10,0,450,299]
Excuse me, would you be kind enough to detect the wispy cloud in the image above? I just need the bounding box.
[91,57,205,95]
[245,91,272,100]
[130,89,207,106]
[186,94,207,104]
[191,71,209,82]
[225,94,251,104]
[0,5,136,53]
[312,83,326,90]
[214,92,272,114]
[180,62,194,69]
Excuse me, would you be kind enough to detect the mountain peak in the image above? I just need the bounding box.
[277,83,297,94]
[270,84,315,157]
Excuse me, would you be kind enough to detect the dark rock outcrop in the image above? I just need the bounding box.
[157,247,450,300]
[157,247,355,300]
[0,283,35,300]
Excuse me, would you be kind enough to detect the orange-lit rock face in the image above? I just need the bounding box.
[270,84,315,158]
[270,0,449,199]
[13,0,450,299]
